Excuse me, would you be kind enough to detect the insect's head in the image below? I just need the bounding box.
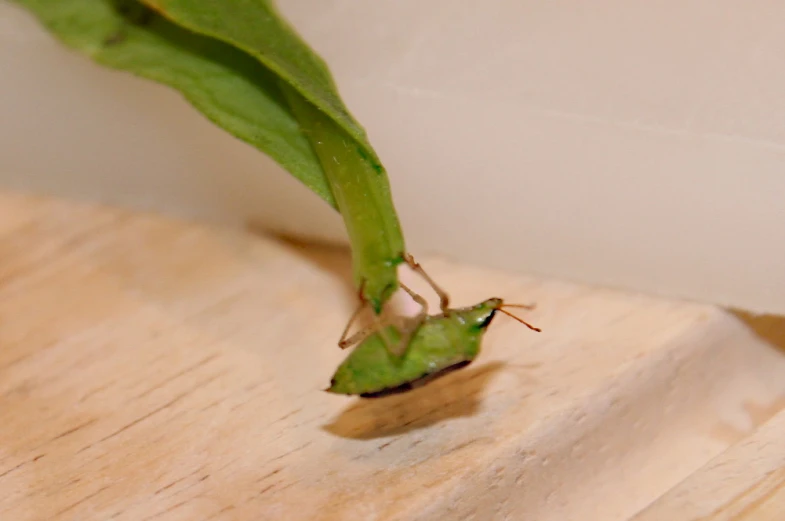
[476,297,541,333]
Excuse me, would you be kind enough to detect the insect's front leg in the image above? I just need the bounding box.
[403,253,450,312]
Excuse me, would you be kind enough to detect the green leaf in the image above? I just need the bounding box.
[282,85,404,311]
[17,0,411,313]
[138,0,382,168]
[14,0,337,207]
[130,0,408,310]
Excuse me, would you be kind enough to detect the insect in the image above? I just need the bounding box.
[325,297,541,398]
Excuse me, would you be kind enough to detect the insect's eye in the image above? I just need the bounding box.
[476,309,498,329]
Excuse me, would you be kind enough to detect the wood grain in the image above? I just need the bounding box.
[0,192,784,521]
[633,410,785,521]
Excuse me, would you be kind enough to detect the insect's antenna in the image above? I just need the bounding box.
[498,307,541,332]
[502,303,537,311]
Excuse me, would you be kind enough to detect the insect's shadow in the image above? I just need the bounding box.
[322,361,506,439]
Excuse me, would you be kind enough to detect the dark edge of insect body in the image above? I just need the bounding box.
[357,360,473,398]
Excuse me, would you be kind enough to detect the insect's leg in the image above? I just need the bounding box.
[386,282,429,357]
[338,279,375,349]
[338,279,396,351]
[371,305,396,352]
[338,319,396,350]
[337,300,367,349]
[403,253,450,312]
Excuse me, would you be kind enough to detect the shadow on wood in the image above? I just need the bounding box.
[322,361,506,439]
[246,224,416,326]
[244,222,352,277]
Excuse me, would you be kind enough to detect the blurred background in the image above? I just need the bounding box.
[2,0,784,314]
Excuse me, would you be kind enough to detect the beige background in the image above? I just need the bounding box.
[1,0,784,314]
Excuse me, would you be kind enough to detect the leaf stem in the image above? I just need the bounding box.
[282,84,405,313]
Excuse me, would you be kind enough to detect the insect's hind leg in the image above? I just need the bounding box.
[337,280,395,350]
[337,272,432,356]
[337,300,368,349]
[385,282,429,357]
[403,253,450,312]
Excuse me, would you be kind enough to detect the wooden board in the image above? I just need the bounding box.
[1,192,784,521]
[633,409,785,521]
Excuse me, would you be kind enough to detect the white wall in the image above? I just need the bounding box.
[2,0,784,314]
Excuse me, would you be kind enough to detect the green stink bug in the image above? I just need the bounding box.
[326,297,540,398]
[336,253,452,358]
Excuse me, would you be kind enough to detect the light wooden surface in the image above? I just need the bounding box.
[1,192,784,521]
[634,409,785,521]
